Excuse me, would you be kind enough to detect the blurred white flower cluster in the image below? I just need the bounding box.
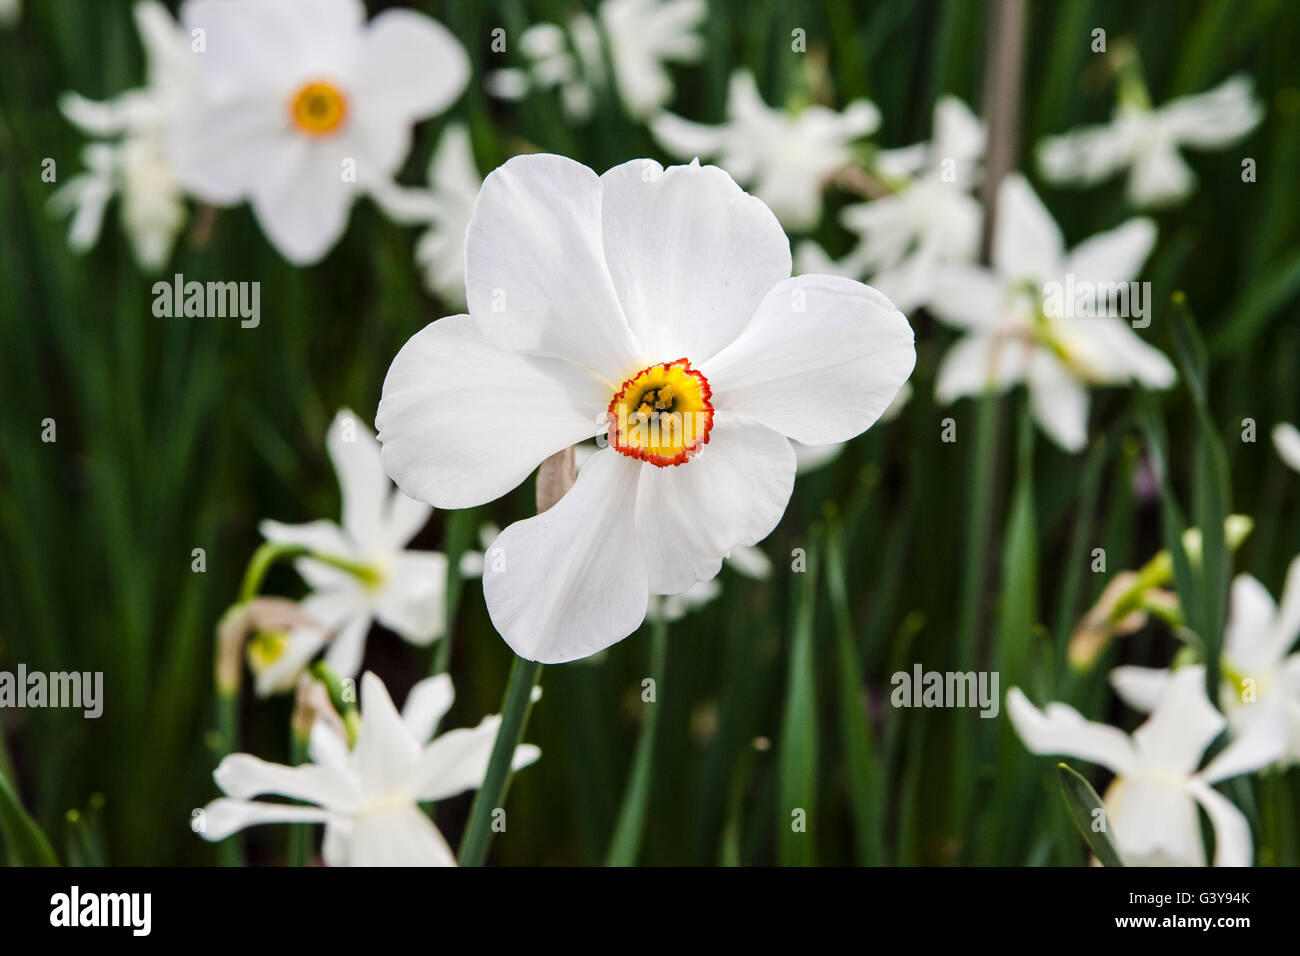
[1010,550,1300,866]
[54,0,470,268]
[487,0,707,122]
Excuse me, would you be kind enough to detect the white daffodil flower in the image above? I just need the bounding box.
[257,410,445,691]
[485,21,596,123]
[51,1,190,271]
[1008,665,1287,866]
[486,0,703,123]
[376,155,914,663]
[930,173,1175,452]
[651,71,881,231]
[199,671,540,866]
[832,96,985,312]
[1273,422,1300,474]
[1037,74,1262,208]
[169,0,469,264]
[0,0,19,28]
[413,123,481,308]
[599,0,706,119]
[1111,562,1300,767]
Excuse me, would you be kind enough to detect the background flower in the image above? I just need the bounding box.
[169,0,469,263]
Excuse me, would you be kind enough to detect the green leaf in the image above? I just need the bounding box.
[825,517,885,865]
[777,535,820,866]
[1056,763,1123,867]
[0,764,59,867]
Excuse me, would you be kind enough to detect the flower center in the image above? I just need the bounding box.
[290,81,348,136]
[607,359,713,467]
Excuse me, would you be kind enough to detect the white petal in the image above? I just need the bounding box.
[351,10,469,122]
[1273,422,1300,474]
[1070,317,1177,389]
[347,805,457,866]
[373,550,447,644]
[483,449,649,663]
[1064,218,1156,285]
[260,517,352,560]
[935,333,1028,404]
[1199,698,1288,782]
[465,153,644,380]
[1222,573,1280,672]
[213,753,358,811]
[376,313,608,509]
[927,264,1005,330]
[198,798,333,842]
[634,416,794,594]
[726,544,773,580]
[1186,778,1253,867]
[351,671,422,799]
[1036,122,1135,187]
[383,490,434,552]
[599,159,791,363]
[1005,687,1137,775]
[322,608,372,679]
[413,714,541,802]
[1027,352,1090,452]
[401,673,455,743]
[248,142,358,265]
[1132,665,1225,774]
[650,111,730,161]
[324,409,389,553]
[1109,665,1170,714]
[1160,75,1262,150]
[702,275,915,444]
[993,173,1064,281]
[1107,778,1206,866]
[1127,144,1195,208]
[1268,555,1300,662]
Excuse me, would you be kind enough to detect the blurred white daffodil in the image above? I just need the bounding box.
[1112,561,1300,766]
[1272,422,1300,474]
[170,0,469,264]
[486,22,597,123]
[1009,665,1287,866]
[823,96,985,312]
[487,0,704,123]
[651,71,880,231]
[377,156,914,663]
[0,0,19,29]
[51,1,191,271]
[413,123,481,308]
[600,0,706,119]
[200,671,540,866]
[257,410,445,692]
[930,173,1175,452]
[1037,74,1262,208]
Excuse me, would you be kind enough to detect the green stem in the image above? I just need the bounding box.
[956,391,1000,669]
[457,655,543,866]
[214,687,242,867]
[238,541,378,602]
[287,727,311,867]
[604,616,669,866]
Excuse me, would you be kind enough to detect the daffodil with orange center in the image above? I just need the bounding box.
[377,156,916,663]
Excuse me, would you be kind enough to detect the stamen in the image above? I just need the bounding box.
[290,81,348,137]
[606,358,714,467]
